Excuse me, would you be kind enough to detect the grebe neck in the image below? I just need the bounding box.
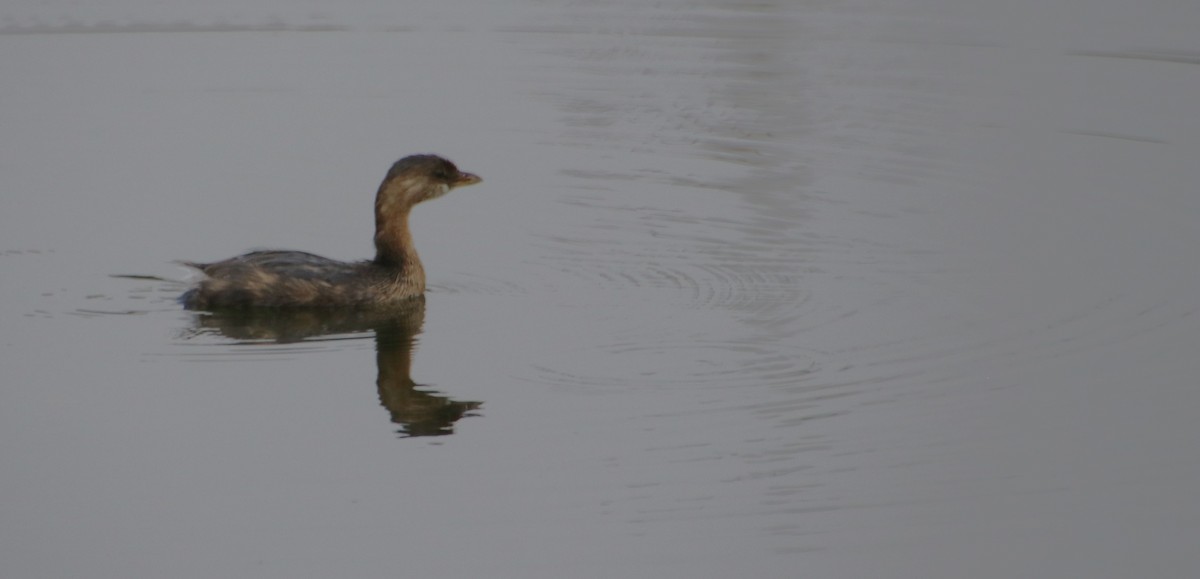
[373,208,423,277]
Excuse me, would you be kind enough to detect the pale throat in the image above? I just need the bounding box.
[372,177,445,275]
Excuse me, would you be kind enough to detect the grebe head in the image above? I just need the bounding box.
[377,154,481,211]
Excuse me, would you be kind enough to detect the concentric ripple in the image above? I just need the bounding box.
[525,338,822,391]
[426,272,530,297]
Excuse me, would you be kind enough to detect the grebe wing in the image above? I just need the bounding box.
[190,250,363,282]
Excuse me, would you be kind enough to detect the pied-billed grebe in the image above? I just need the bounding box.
[181,154,481,309]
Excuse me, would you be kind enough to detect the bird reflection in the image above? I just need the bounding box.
[188,298,481,437]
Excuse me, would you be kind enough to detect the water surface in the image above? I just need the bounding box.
[2,0,1199,577]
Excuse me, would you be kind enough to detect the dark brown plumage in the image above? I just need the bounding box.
[181,154,481,309]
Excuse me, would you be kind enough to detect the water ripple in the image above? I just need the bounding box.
[525,339,822,391]
[427,272,530,297]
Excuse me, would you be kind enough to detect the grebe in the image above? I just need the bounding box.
[181,154,481,309]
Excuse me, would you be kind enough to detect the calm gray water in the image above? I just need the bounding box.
[3,1,1198,577]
